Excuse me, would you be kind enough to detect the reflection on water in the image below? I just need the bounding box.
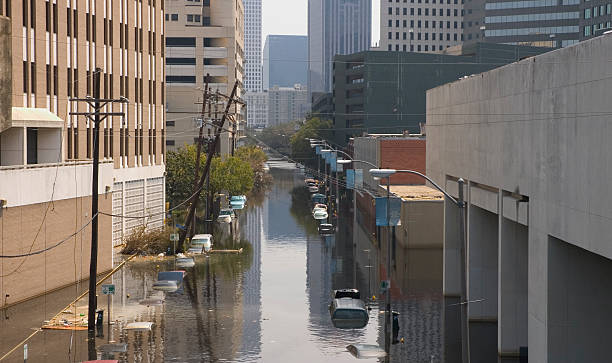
[0,161,501,362]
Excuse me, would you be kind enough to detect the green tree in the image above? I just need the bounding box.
[210,156,254,196]
[289,116,333,169]
[235,145,271,190]
[165,144,208,208]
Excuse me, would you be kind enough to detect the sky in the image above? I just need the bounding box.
[262,0,380,47]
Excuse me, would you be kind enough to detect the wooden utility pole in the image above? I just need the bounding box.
[69,68,128,356]
[178,81,239,247]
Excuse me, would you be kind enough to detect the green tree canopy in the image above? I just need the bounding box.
[210,156,254,196]
[289,116,333,169]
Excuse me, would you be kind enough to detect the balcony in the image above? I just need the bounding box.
[204,47,227,58]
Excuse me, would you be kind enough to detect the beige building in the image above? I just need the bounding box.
[0,0,165,308]
[165,0,244,155]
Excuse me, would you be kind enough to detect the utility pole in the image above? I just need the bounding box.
[185,75,210,244]
[178,82,239,247]
[69,68,128,345]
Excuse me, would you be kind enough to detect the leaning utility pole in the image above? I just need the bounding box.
[178,81,239,247]
[186,75,210,241]
[69,68,128,336]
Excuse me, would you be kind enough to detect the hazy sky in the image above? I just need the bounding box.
[262,0,380,47]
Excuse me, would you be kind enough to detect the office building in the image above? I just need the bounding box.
[580,1,612,39]
[244,91,268,129]
[263,35,308,89]
[308,0,371,96]
[0,0,165,307]
[331,43,550,145]
[482,0,581,47]
[380,0,464,52]
[244,0,262,92]
[165,0,244,154]
[267,84,309,127]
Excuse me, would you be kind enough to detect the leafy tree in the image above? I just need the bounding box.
[289,116,333,169]
[210,156,254,196]
[235,145,271,190]
[165,144,208,208]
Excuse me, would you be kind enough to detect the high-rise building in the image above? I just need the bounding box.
[0,0,165,307]
[379,0,464,52]
[308,0,371,97]
[579,1,612,40]
[244,0,262,92]
[165,0,244,154]
[263,35,308,90]
[267,85,309,127]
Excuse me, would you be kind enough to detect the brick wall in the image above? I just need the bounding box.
[380,139,426,185]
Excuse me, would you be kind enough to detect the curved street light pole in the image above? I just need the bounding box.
[372,168,469,363]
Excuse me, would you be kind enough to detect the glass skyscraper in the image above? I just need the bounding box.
[308,0,372,97]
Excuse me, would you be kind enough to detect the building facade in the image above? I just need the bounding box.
[244,91,268,129]
[244,0,262,92]
[482,0,581,47]
[267,85,309,127]
[331,43,550,145]
[263,35,308,90]
[427,34,612,363]
[0,0,165,308]
[165,0,244,154]
[308,0,371,96]
[580,1,612,39]
[379,0,465,52]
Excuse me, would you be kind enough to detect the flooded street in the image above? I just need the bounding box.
[0,160,491,362]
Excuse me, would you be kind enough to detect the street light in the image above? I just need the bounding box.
[370,168,468,363]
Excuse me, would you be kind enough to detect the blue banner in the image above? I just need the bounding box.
[355,169,363,189]
[329,152,337,172]
[315,146,321,155]
[346,170,355,189]
[375,197,402,226]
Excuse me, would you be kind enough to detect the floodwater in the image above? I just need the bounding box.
[0,160,503,362]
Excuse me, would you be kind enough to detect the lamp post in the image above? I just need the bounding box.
[369,168,469,363]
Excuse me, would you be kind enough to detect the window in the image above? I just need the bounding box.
[425,20,429,28]
[403,20,407,27]
[396,20,400,27]
[187,14,193,22]
[593,6,598,17]
[166,76,196,83]
[425,45,429,51]
[403,7,407,14]
[388,19,392,27]
[166,140,175,146]
[388,31,392,39]
[166,37,196,46]
[608,4,611,14]
[418,8,422,15]
[403,32,407,39]
[388,44,392,50]
[584,25,591,36]
[171,13,178,21]
[411,7,414,14]
[166,57,196,65]
[425,8,429,15]
[166,121,175,127]
[388,7,392,14]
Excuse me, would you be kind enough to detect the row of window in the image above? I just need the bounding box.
[387,43,451,51]
[584,4,612,19]
[166,57,227,65]
[485,0,579,10]
[389,19,463,29]
[389,0,462,5]
[583,21,612,35]
[389,31,462,40]
[386,7,462,17]
[485,25,579,36]
[166,37,222,47]
[486,11,579,23]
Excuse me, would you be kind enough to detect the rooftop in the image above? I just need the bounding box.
[384,185,444,201]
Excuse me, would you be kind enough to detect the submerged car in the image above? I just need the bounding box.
[152,271,185,292]
[191,234,213,252]
[230,195,247,209]
[308,185,319,193]
[217,209,234,223]
[318,223,335,235]
[176,257,195,268]
[330,297,369,329]
[311,193,326,204]
[313,209,328,220]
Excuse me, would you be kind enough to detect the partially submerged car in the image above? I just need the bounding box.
[152,271,185,292]
[191,234,213,252]
[217,209,234,223]
[313,209,328,220]
[318,223,335,235]
[330,296,369,329]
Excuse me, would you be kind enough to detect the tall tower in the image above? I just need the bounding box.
[308,0,372,98]
[244,0,263,92]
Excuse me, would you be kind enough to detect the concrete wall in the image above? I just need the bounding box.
[426,34,612,361]
[0,195,113,308]
[397,199,443,249]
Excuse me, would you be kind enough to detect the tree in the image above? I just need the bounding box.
[210,156,254,196]
[235,145,271,190]
[165,144,208,208]
[289,116,333,169]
